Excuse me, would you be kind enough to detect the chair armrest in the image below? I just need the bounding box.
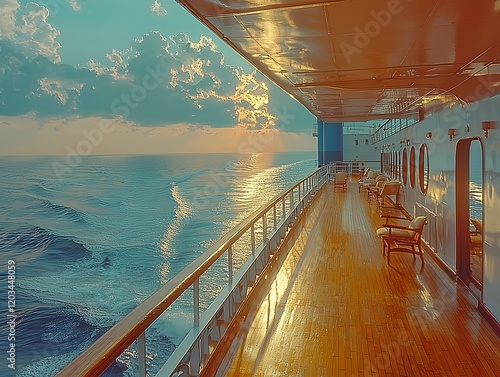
[381,224,414,231]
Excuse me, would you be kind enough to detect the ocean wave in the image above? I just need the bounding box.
[39,198,88,224]
[14,305,119,377]
[0,225,89,263]
[26,181,56,195]
[1,153,317,376]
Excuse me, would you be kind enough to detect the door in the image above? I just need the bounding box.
[456,138,483,291]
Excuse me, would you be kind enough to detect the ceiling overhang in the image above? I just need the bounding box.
[177,0,500,122]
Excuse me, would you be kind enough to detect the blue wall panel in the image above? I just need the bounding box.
[323,122,343,163]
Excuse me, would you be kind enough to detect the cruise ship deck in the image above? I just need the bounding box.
[214,178,500,377]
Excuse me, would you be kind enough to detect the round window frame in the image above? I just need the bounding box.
[409,146,416,188]
[419,143,429,195]
[402,148,408,186]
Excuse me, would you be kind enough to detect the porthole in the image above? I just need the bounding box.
[402,148,408,186]
[388,152,392,176]
[419,144,429,194]
[381,152,387,175]
[397,151,401,181]
[409,146,416,188]
[390,151,394,177]
[393,151,397,178]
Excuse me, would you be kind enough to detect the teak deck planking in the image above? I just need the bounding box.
[217,179,500,377]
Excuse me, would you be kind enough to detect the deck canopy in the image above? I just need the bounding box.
[177,0,500,122]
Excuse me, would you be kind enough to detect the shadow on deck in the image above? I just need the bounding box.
[215,179,500,376]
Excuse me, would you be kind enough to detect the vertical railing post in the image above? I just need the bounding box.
[273,205,277,230]
[194,279,200,328]
[281,197,286,221]
[298,184,302,212]
[251,224,255,257]
[228,246,233,285]
[138,332,146,377]
[262,215,267,242]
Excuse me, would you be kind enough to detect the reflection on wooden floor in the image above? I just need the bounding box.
[470,253,483,286]
[219,180,500,377]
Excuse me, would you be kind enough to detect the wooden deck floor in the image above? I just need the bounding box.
[219,180,500,376]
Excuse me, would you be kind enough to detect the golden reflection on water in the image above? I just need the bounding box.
[228,153,282,222]
[156,152,313,300]
[160,183,192,257]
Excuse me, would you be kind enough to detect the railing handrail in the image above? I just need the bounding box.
[55,167,327,377]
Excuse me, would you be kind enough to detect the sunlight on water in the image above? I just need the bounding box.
[160,183,193,259]
[0,152,316,376]
[469,141,482,221]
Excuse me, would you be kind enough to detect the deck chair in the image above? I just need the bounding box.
[372,181,400,206]
[358,169,378,191]
[333,172,347,191]
[376,216,427,265]
[470,218,482,254]
[365,176,387,200]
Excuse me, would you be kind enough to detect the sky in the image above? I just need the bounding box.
[0,0,317,155]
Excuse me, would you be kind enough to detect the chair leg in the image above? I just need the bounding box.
[387,242,391,265]
[418,243,424,265]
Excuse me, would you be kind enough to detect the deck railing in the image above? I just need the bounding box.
[55,166,329,377]
[326,160,381,176]
[371,118,417,143]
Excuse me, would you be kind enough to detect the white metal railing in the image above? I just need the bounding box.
[326,160,380,177]
[55,166,329,377]
[371,118,417,143]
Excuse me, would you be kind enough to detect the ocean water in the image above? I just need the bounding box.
[469,140,483,221]
[0,152,316,376]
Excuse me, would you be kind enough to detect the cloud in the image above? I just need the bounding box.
[15,2,61,63]
[150,0,167,16]
[0,0,19,39]
[0,30,315,131]
[0,1,61,63]
[69,0,81,11]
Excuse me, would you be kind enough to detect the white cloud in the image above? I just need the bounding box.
[16,3,61,63]
[105,49,125,67]
[0,29,314,132]
[0,0,19,39]
[150,0,167,16]
[37,78,84,106]
[69,0,81,11]
[0,1,61,63]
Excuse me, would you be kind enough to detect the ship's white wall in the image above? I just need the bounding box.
[342,134,380,164]
[374,95,500,324]
[479,97,500,323]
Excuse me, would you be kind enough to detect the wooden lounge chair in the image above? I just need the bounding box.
[372,181,400,206]
[365,176,387,200]
[376,216,427,265]
[358,169,378,191]
[333,172,347,191]
[470,218,482,254]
